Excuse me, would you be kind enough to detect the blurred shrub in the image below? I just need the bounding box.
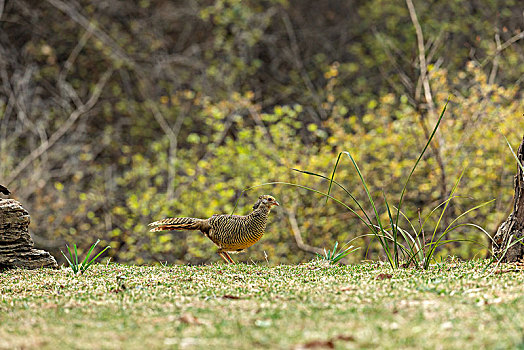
[0,0,522,263]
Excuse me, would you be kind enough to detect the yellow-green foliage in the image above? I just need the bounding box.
[102,65,522,264]
[3,0,522,265]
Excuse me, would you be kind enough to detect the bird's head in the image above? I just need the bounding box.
[252,195,280,210]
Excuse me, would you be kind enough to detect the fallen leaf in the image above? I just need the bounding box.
[294,340,335,349]
[179,313,202,325]
[222,295,241,299]
[494,269,519,274]
[376,273,393,280]
[335,335,355,342]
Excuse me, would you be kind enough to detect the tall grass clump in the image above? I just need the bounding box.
[297,101,496,268]
[237,101,493,268]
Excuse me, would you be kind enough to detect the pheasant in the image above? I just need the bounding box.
[148,195,279,263]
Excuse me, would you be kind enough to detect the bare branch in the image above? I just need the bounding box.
[46,0,135,69]
[166,112,187,201]
[0,0,5,21]
[488,33,502,85]
[496,31,524,54]
[58,23,94,108]
[405,0,434,111]
[374,30,415,93]
[281,12,326,121]
[7,69,113,184]
[286,207,323,255]
[46,0,193,182]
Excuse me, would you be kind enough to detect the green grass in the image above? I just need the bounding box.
[61,239,111,275]
[1,261,523,349]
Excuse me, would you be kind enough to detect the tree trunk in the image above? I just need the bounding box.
[493,135,524,262]
[0,198,58,270]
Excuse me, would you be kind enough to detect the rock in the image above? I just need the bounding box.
[0,199,58,270]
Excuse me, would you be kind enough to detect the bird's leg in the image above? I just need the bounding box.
[223,251,235,264]
[217,250,235,264]
[218,251,229,263]
[218,251,232,264]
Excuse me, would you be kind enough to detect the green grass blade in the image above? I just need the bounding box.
[391,205,418,240]
[325,152,344,204]
[333,246,360,263]
[370,225,414,256]
[343,151,383,228]
[83,246,111,270]
[441,199,496,236]
[431,168,465,242]
[390,205,423,260]
[383,191,399,267]
[427,199,495,259]
[60,247,75,272]
[396,224,422,262]
[343,151,394,267]
[503,134,524,174]
[81,239,100,270]
[292,168,374,226]
[419,238,488,268]
[73,244,79,269]
[332,241,339,259]
[394,100,448,245]
[445,223,494,243]
[426,238,489,249]
[68,244,79,274]
[487,235,524,276]
[419,195,462,236]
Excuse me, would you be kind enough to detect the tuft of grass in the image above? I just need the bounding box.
[316,241,359,264]
[61,239,111,275]
[294,101,494,269]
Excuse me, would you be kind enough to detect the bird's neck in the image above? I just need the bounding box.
[250,205,270,217]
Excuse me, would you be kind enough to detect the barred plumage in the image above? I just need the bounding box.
[148,195,279,263]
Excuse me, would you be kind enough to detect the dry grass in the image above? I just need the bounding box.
[1,260,523,349]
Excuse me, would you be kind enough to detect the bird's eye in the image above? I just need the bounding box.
[268,198,273,201]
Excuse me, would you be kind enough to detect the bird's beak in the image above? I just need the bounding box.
[274,201,280,207]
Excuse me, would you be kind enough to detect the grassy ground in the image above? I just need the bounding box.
[1,260,523,349]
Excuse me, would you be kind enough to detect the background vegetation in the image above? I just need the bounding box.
[1,0,523,264]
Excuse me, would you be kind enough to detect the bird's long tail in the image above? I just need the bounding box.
[148,217,204,232]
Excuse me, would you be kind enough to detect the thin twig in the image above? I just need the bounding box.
[57,23,94,108]
[7,69,113,184]
[46,0,135,68]
[488,33,502,85]
[481,30,524,67]
[281,12,326,121]
[166,112,187,201]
